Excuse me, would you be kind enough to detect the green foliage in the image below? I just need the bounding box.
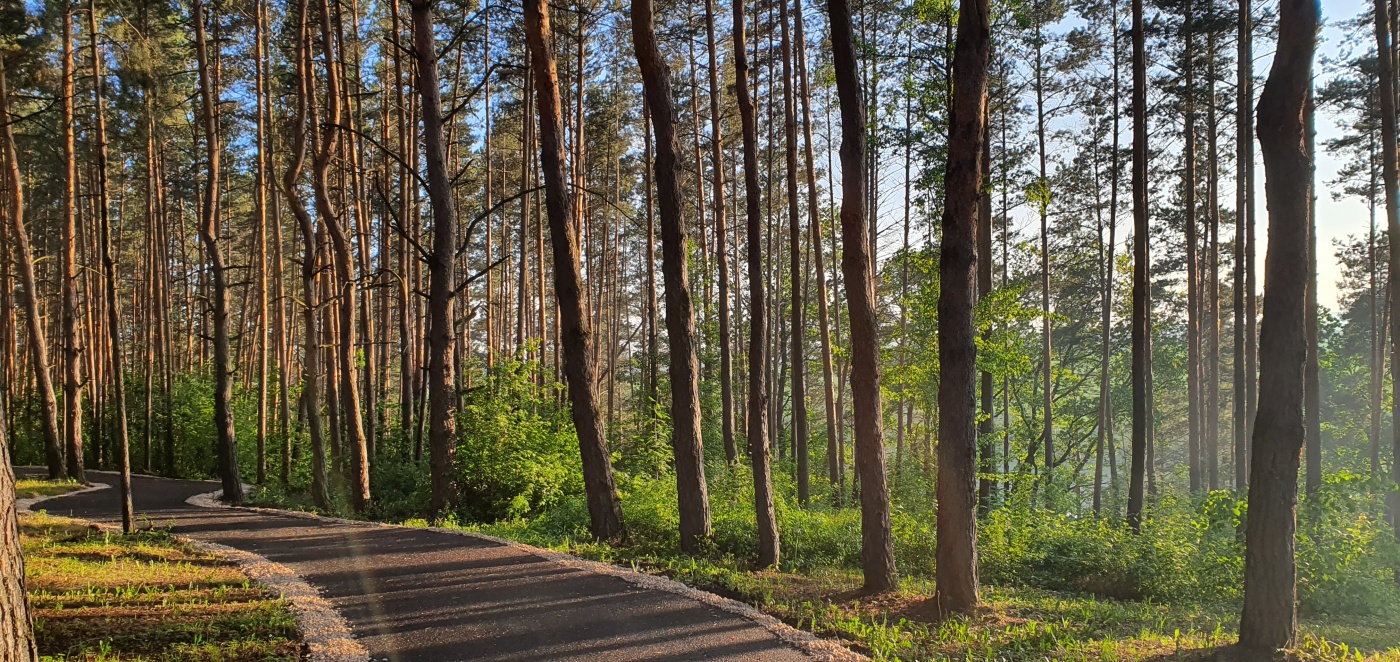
[452,360,585,523]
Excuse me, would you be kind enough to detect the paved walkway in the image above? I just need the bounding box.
[22,471,820,662]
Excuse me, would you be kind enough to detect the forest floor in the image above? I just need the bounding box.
[16,478,85,500]
[19,509,301,661]
[453,521,1400,661]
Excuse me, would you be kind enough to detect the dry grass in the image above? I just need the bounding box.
[15,479,85,500]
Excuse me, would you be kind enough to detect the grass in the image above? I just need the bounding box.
[16,479,86,500]
[448,519,1400,662]
[20,512,301,662]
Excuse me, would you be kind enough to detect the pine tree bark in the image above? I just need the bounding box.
[313,0,370,512]
[793,0,838,491]
[734,0,780,567]
[829,0,897,592]
[778,0,808,505]
[1127,0,1150,532]
[283,0,330,509]
[631,0,713,553]
[0,400,36,661]
[1238,0,1317,648]
[1304,86,1321,498]
[705,0,738,465]
[1235,0,1253,490]
[60,2,85,484]
[193,0,243,503]
[935,0,990,615]
[0,54,63,481]
[524,0,624,540]
[411,0,458,517]
[1374,0,1400,574]
[88,0,133,530]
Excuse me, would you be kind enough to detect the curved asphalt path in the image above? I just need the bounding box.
[20,470,813,662]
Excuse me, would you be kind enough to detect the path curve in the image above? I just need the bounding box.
[23,470,858,662]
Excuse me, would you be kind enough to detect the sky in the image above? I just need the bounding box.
[1305,0,1372,311]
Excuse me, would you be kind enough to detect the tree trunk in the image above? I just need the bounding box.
[1235,0,1253,491]
[793,0,838,492]
[1127,0,1150,532]
[1184,1,1202,494]
[935,0,990,615]
[88,0,133,531]
[734,0,780,567]
[193,0,244,503]
[1238,0,1317,648]
[254,0,270,486]
[524,0,624,540]
[411,0,458,517]
[705,0,738,465]
[0,54,63,481]
[829,0,897,592]
[778,0,809,505]
[1303,86,1321,498]
[0,399,36,661]
[61,2,85,485]
[1374,0,1400,579]
[284,0,330,509]
[313,0,370,512]
[631,0,713,553]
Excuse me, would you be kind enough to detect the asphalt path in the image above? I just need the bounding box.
[20,470,817,662]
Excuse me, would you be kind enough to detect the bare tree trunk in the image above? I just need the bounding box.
[1374,0,1400,580]
[1127,0,1150,532]
[524,0,624,540]
[411,0,457,516]
[312,0,371,512]
[935,0,990,615]
[0,400,36,661]
[61,2,85,484]
[254,0,270,485]
[778,0,808,505]
[1303,86,1320,498]
[1184,1,1203,494]
[734,0,779,567]
[793,0,837,491]
[829,0,897,592]
[0,55,63,481]
[631,0,713,553]
[193,0,243,503]
[88,0,133,530]
[1235,0,1253,491]
[705,0,738,464]
[284,0,330,509]
[1238,0,1317,648]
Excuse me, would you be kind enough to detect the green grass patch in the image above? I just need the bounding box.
[16,479,85,500]
[21,512,301,661]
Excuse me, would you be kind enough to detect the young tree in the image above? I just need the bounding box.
[1238,0,1318,649]
[524,0,625,541]
[193,0,244,504]
[631,0,713,553]
[0,53,63,481]
[778,0,809,505]
[829,0,897,592]
[935,0,991,615]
